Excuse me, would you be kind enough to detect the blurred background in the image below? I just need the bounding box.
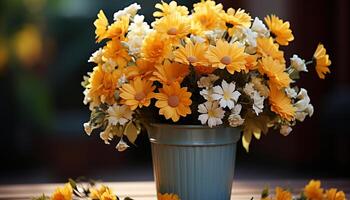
[0,0,349,184]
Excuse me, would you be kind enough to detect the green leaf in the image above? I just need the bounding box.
[124,121,139,144]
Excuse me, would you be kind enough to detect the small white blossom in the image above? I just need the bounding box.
[244,83,265,115]
[228,104,245,127]
[212,80,241,109]
[88,48,103,64]
[118,74,128,87]
[285,87,298,99]
[200,88,215,102]
[102,58,117,72]
[204,30,225,41]
[294,88,313,122]
[127,15,151,55]
[251,17,270,37]
[100,126,113,144]
[107,104,133,126]
[114,3,141,21]
[197,74,219,88]
[83,122,93,136]
[116,137,130,152]
[198,101,225,128]
[83,89,91,105]
[290,54,307,72]
[190,35,206,43]
[280,125,292,136]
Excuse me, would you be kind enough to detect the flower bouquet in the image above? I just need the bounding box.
[81,1,331,199]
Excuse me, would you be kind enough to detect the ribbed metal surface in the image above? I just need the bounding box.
[148,124,240,200]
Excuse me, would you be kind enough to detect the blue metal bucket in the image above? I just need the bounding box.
[147,124,241,200]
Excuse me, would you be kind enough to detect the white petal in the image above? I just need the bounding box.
[198,114,209,124]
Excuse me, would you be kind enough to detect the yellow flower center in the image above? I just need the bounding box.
[220,56,232,65]
[223,91,231,100]
[187,56,198,63]
[167,27,178,35]
[208,110,215,117]
[135,92,146,101]
[168,95,179,107]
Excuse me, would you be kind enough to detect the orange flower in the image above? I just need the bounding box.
[153,13,191,43]
[265,15,294,46]
[141,32,172,63]
[154,82,192,122]
[326,188,346,200]
[158,193,180,200]
[256,37,285,64]
[269,84,295,121]
[275,187,292,200]
[192,0,225,31]
[313,44,331,79]
[151,60,189,85]
[304,180,324,200]
[259,56,291,89]
[103,39,131,69]
[120,77,155,110]
[94,10,109,42]
[126,59,156,79]
[88,66,121,106]
[173,40,209,67]
[206,39,247,74]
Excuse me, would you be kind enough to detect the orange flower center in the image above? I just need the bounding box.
[187,56,198,63]
[168,95,179,107]
[167,28,178,35]
[220,56,232,65]
[135,92,146,101]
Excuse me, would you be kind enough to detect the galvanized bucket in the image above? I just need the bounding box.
[147,124,241,200]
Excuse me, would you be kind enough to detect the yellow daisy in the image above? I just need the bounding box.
[269,84,295,121]
[153,1,189,17]
[326,188,346,200]
[94,10,109,43]
[151,60,189,85]
[224,8,252,36]
[275,187,292,200]
[256,37,285,64]
[120,76,155,110]
[158,193,180,200]
[141,32,172,63]
[103,39,131,69]
[126,59,156,80]
[313,43,331,79]
[173,40,209,67]
[51,183,73,200]
[265,15,294,46]
[259,56,291,89]
[304,180,324,200]
[105,15,129,40]
[206,39,247,74]
[192,0,225,31]
[154,82,192,122]
[153,13,191,43]
[88,66,121,106]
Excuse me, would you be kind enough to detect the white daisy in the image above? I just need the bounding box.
[197,74,219,88]
[127,15,151,55]
[212,80,241,109]
[200,88,215,102]
[198,101,225,127]
[251,17,270,37]
[290,54,307,72]
[228,104,245,127]
[107,104,133,126]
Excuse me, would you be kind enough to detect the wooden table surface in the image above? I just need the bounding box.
[0,180,349,200]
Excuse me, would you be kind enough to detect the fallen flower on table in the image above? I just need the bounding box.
[261,180,347,200]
